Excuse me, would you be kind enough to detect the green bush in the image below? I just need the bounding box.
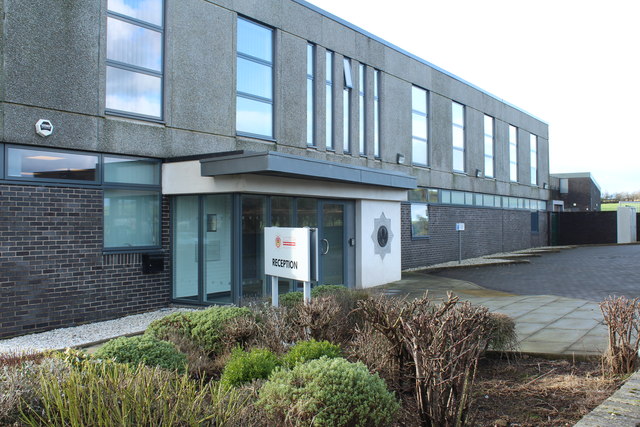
[220,348,281,387]
[94,335,187,374]
[258,357,399,427]
[280,291,303,307]
[19,361,250,427]
[311,284,348,298]
[282,339,341,368]
[486,312,519,352]
[146,306,253,354]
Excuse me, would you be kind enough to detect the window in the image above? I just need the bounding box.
[307,44,315,146]
[343,57,353,153]
[373,70,381,158]
[236,18,274,138]
[531,211,539,232]
[7,146,98,183]
[358,64,365,155]
[103,156,162,250]
[530,134,537,185]
[411,86,428,166]
[484,115,494,178]
[452,102,465,172]
[411,204,429,238]
[509,125,518,182]
[326,51,333,150]
[106,0,164,120]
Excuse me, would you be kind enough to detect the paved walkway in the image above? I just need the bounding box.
[380,271,607,357]
[430,244,640,302]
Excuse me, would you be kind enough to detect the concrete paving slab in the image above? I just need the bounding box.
[547,317,601,330]
[526,327,590,343]
[519,340,570,354]
[514,322,548,337]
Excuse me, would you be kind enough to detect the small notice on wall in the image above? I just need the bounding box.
[456,223,465,231]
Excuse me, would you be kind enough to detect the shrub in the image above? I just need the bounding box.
[94,335,187,373]
[282,339,341,368]
[486,312,519,352]
[146,306,253,354]
[280,291,303,307]
[258,357,399,427]
[220,348,281,388]
[20,361,250,426]
[600,295,640,375]
[311,284,348,298]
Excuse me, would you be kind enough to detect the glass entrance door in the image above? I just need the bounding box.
[318,200,355,287]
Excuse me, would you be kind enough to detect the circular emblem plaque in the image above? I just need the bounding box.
[377,225,389,247]
[275,235,281,248]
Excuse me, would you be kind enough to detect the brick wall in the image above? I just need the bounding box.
[401,204,549,270]
[0,184,171,339]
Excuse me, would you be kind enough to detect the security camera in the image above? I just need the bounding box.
[35,119,53,137]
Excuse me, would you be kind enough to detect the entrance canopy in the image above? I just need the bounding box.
[200,151,416,190]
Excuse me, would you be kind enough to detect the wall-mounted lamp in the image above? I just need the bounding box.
[397,153,405,164]
[475,169,482,178]
[543,182,549,189]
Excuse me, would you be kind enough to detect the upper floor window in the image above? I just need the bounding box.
[451,102,465,172]
[7,146,98,183]
[484,115,494,178]
[373,70,381,158]
[509,125,518,182]
[343,58,353,153]
[358,64,365,155]
[106,0,164,120]
[236,18,273,139]
[530,134,538,185]
[411,86,428,166]
[307,44,315,146]
[326,51,334,150]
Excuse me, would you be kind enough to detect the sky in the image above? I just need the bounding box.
[306,0,640,194]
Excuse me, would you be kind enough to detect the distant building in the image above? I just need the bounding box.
[550,173,601,211]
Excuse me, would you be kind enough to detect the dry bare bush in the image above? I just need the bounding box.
[400,293,492,427]
[357,292,493,427]
[599,295,640,375]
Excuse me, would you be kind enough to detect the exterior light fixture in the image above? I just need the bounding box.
[397,153,405,164]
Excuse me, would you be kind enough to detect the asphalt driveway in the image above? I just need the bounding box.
[432,245,640,302]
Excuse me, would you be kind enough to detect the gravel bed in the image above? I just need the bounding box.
[0,307,195,354]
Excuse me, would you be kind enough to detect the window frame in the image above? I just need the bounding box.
[343,57,352,153]
[451,101,465,173]
[4,144,101,185]
[530,133,538,186]
[509,125,518,182]
[410,202,430,239]
[325,50,334,150]
[358,64,366,156]
[105,1,165,122]
[373,69,381,158]
[411,86,429,167]
[306,43,315,147]
[236,16,275,140]
[483,115,494,178]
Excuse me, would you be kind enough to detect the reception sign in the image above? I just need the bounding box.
[264,227,313,282]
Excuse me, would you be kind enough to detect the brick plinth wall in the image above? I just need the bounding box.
[0,184,171,339]
[401,204,549,270]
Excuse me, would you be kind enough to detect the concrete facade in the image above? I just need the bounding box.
[0,0,551,337]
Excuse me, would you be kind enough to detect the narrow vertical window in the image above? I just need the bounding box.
[484,115,494,178]
[306,44,315,146]
[530,134,538,185]
[236,18,274,138]
[343,58,353,153]
[452,101,465,172]
[326,51,333,150]
[373,70,380,158]
[509,125,518,182]
[358,64,365,155]
[411,86,428,166]
[106,0,164,120]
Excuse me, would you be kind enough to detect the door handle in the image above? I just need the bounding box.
[321,238,330,255]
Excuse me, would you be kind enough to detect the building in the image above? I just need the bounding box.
[550,173,601,212]
[0,0,550,338]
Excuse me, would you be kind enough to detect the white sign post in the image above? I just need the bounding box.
[264,227,317,306]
